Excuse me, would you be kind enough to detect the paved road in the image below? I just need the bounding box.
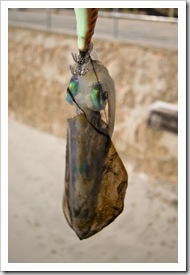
[8,10,178,50]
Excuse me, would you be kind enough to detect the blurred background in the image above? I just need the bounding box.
[8,8,178,264]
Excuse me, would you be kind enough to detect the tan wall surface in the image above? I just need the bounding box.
[8,26,178,182]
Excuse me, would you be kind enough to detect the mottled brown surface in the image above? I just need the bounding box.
[8,26,178,182]
[63,113,128,239]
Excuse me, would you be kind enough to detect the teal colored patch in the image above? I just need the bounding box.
[91,83,106,110]
[79,160,89,176]
[66,91,74,105]
[66,75,79,104]
[91,87,101,110]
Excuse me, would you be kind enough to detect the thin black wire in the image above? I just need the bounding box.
[89,56,109,126]
[67,87,109,137]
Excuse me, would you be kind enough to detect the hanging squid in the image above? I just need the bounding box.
[62,8,128,240]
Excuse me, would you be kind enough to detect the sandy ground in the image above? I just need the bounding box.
[8,119,178,263]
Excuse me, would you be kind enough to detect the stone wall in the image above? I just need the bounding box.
[8,26,178,182]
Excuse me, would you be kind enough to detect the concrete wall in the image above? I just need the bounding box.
[8,26,178,182]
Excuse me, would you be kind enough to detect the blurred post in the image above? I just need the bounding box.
[46,9,52,31]
[113,8,119,38]
[147,101,178,134]
[168,8,174,17]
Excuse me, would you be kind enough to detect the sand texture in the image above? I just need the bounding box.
[8,119,178,263]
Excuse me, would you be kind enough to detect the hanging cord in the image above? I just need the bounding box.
[74,8,99,53]
[71,8,99,74]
